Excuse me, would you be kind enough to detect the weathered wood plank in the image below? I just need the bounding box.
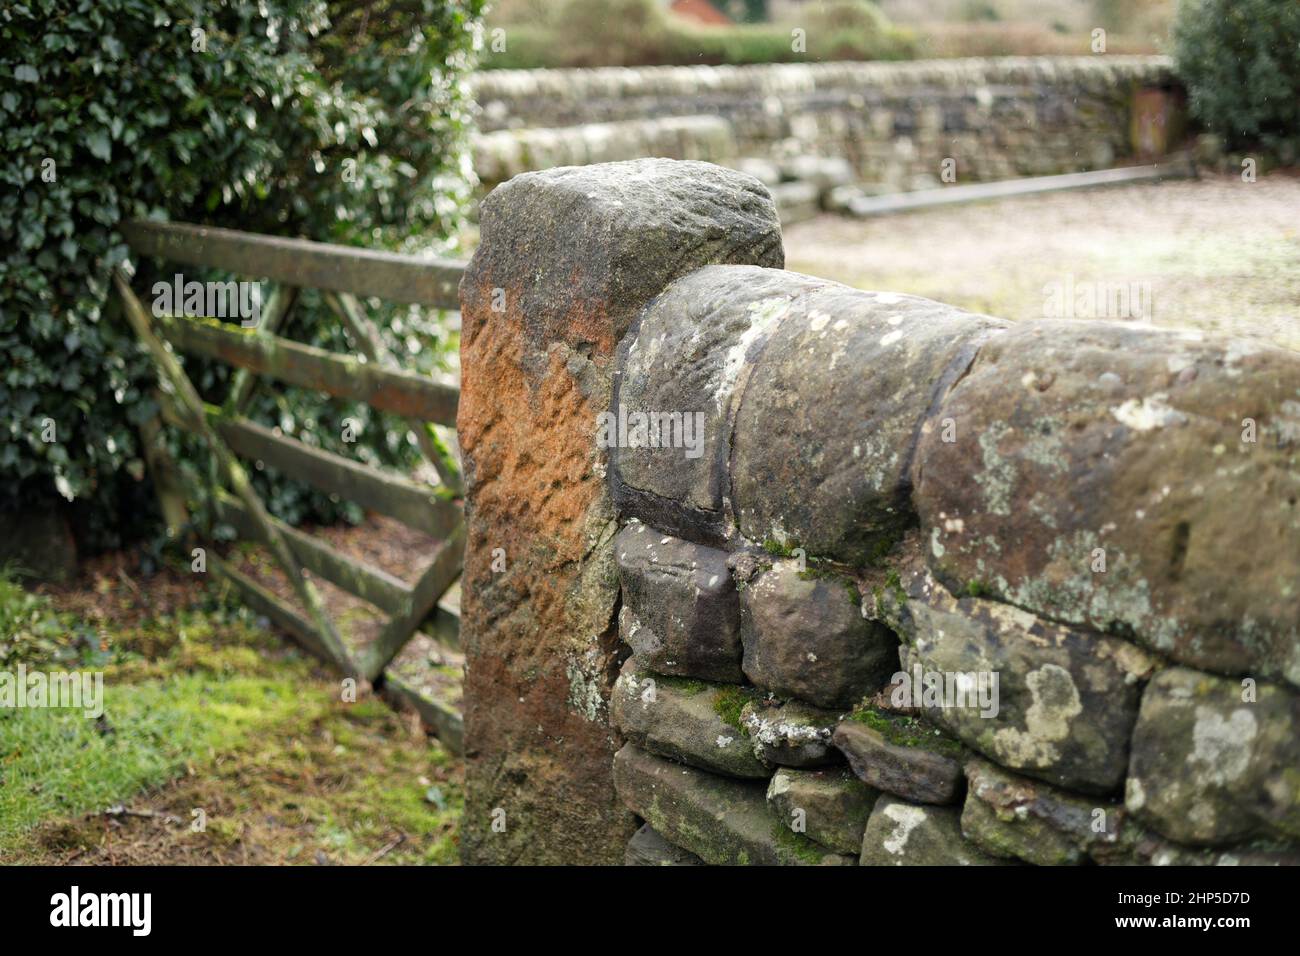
[213,492,413,617]
[380,673,464,755]
[122,220,466,309]
[138,400,191,536]
[214,414,462,539]
[164,315,459,424]
[323,290,465,496]
[426,581,461,651]
[360,523,465,680]
[114,268,355,675]
[209,554,332,662]
[225,284,298,414]
[156,314,459,425]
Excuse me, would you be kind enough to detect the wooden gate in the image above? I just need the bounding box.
[113,220,467,749]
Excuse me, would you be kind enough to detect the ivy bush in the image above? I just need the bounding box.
[1173,0,1300,151]
[1,0,484,551]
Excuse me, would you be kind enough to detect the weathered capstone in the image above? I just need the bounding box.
[1126,668,1300,846]
[614,744,854,865]
[860,795,1012,866]
[615,522,743,682]
[767,767,877,855]
[731,285,1006,564]
[961,758,1123,865]
[625,823,703,866]
[740,697,843,767]
[881,555,1157,794]
[833,715,965,804]
[611,660,769,779]
[914,320,1300,689]
[738,559,897,708]
[458,159,783,864]
[611,266,804,543]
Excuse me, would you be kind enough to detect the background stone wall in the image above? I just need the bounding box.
[459,158,1300,866]
[471,56,1179,190]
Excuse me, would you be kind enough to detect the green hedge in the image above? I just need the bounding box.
[1173,0,1300,151]
[479,0,915,70]
[1,0,484,551]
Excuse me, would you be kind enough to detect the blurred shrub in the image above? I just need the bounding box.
[1173,0,1300,150]
[480,0,915,69]
[1,0,484,551]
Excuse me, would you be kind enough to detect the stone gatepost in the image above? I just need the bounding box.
[456,159,783,864]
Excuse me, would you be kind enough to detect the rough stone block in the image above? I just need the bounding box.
[739,559,897,709]
[611,266,807,543]
[860,795,1012,866]
[615,522,742,682]
[914,320,1300,689]
[882,556,1156,794]
[1091,820,1300,867]
[459,159,783,864]
[732,284,1005,564]
[613,744,854,865]
[740,697,843,767]
[625,823,703,866]
[961,758,1123,865]
[611,660,769,779]
[1126,667,1300,845]
[833,714,965,804]
[767,766,877,854]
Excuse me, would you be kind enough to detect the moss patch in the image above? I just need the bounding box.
[712,685,757,733]
[796,565,862,606]
[847,707,964,758]
[770,821,831,865]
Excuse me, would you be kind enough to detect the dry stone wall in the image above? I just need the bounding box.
[471,57,1178,189]
[457,158,1300,866]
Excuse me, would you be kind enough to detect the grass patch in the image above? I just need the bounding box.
[0,570,461,865]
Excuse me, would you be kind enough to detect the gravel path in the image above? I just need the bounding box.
[783,172,1300,352]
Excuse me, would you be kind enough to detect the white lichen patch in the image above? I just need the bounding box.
[566,652,608,723]
[717,297,787,411]
[974,422,1018,516]
[1189,705,1256,785]
[1125,775,1146,811]
[881,802,928,856]
[1111,392,1187,431]
[991,663,1082,768]
[930,526,946,559]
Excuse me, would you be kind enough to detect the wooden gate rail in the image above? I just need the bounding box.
[120,221,465,307]
[154,313,460,422]
[114,219,469,749]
